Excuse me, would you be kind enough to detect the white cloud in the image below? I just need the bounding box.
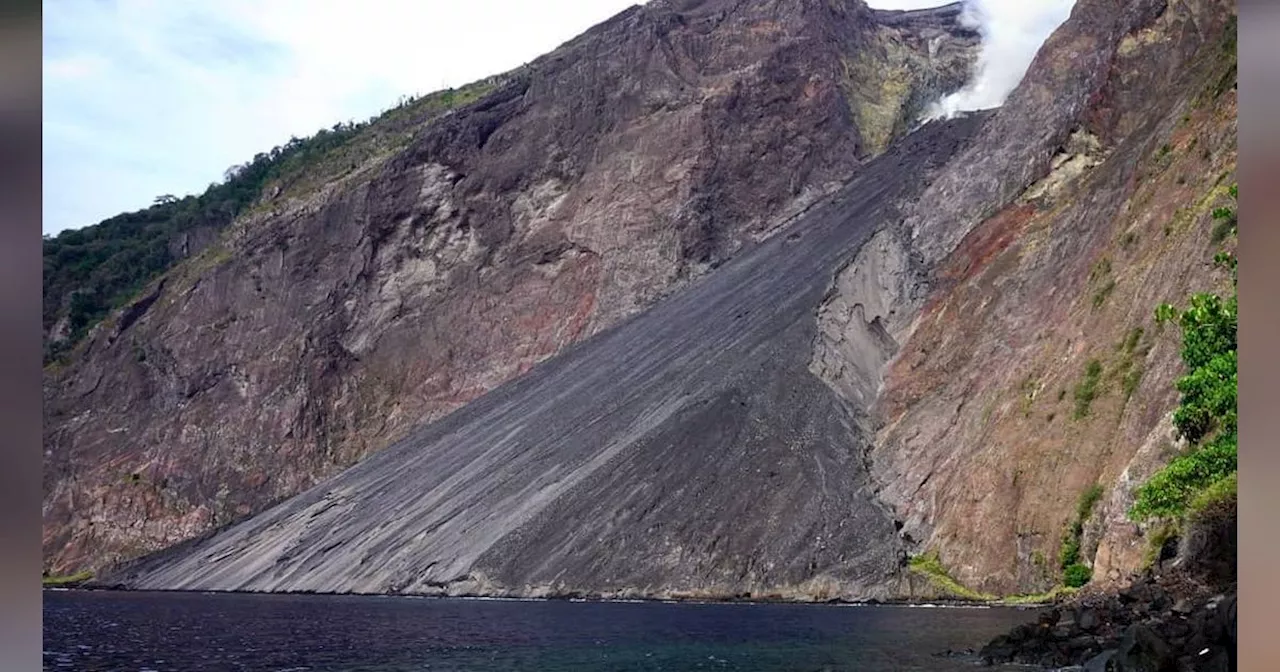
[926,0,1077,119]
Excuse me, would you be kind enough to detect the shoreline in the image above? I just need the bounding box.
[45,584,1054,610]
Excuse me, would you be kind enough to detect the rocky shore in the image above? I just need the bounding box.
[979,500,1237,671]
[980,576,1236,671]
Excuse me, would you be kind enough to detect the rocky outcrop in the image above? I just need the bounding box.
[42,0,980,575]
[808,0,1236,596]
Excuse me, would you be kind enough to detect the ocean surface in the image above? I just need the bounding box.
[43,590,1042,671]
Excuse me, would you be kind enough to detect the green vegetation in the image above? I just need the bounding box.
[1020,375,1040,417]
[1210,191,1237,243]
[1092,279,1116,309]
[1130,185,1237,522]
[1113,326,1150,406]
[1142,522,1179,569]
[1187,471,1236,520]
[906,547,1095,605]
[908,549,1084,605]
[908,550,996,601]
[1073,359,1104,419]
[43,124,366,361]
[1088,256,1115,310]
[998,586,1079,605]
[42,77,502,364]
[1088,257,1111,283]
[42,570,93,587]
[1062,564,1092,588]
[1057,484,1104,588]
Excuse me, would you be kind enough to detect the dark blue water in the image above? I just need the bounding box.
[43,590,1040,671]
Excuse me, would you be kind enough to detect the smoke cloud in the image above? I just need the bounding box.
[927,0,1077,119]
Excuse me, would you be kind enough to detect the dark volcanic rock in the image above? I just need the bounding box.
[1112,624,1175,672]
[43,0,979,575]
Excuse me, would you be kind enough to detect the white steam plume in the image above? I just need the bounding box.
[927,0,1077,119]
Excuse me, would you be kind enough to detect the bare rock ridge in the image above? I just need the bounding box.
[43,0,979,575]
[108,115,987,598]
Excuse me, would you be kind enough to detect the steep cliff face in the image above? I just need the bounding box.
[811,0,1237,595]
[42,0,979,574]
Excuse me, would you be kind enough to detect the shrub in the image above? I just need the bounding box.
[1063,563,1092,588]
[1132,435,1237,520]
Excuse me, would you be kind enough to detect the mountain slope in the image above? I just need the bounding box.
[109,117,985,598]
[43,0,979,575]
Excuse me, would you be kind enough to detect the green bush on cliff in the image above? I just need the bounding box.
[1057,484,1104,586]
[1130,185,1237,522]
[1062,563,1092,588]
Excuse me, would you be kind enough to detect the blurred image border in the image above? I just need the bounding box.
[0,2,45,671]
[1236,0,1278,670]
[4,0,1276,670]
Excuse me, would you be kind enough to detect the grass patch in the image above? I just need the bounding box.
[1113,327,1150,406]
[1088,257,1112,283]
[999,586,1079,605]
[1122,366,1145,403]
[1077,484,1105,520]
[1092,279,1116,310]
[42,570,93,587]
[1088,256,1115,311]
[1073,359,1104,420]
[908,550,996,601]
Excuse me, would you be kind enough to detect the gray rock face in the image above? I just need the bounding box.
[107,116,985,598]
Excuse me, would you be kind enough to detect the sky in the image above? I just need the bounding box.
[42,0,1071,236]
